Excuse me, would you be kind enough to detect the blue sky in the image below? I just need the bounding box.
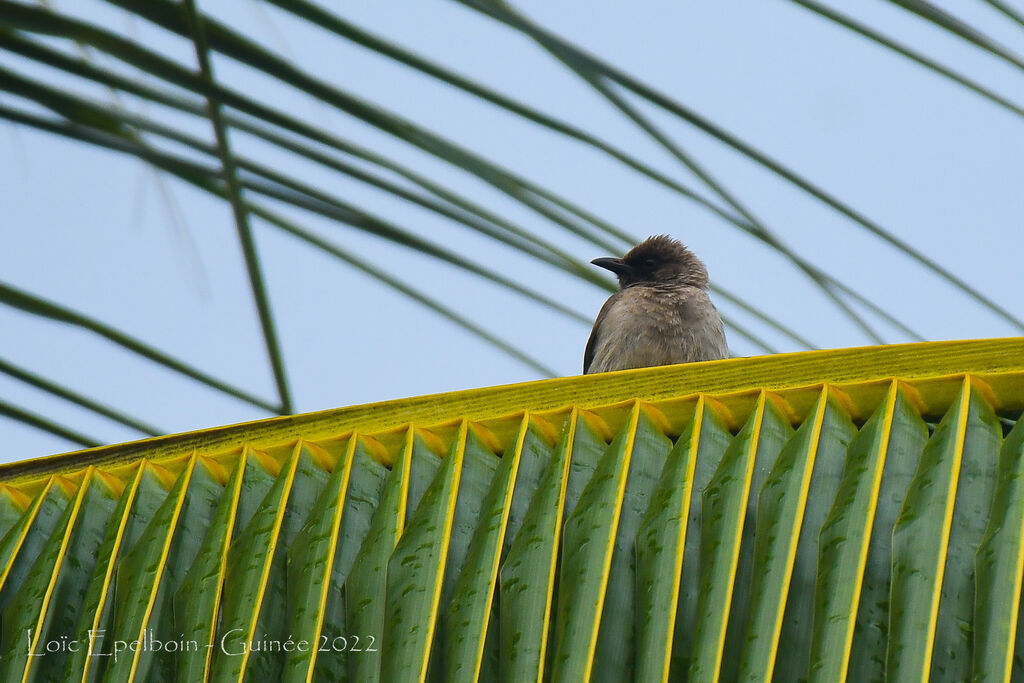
[1,0,1022,461]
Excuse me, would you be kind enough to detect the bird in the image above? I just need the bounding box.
[584,235,728,374]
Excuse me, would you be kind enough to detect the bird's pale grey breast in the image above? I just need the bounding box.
[584,285,727,374]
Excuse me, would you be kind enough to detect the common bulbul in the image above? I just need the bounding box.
[584,235,728,374]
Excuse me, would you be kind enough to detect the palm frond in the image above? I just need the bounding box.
[0,0,1019,451]
[0,340,1021,679]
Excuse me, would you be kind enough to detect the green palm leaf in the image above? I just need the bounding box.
[0,340,1021,680]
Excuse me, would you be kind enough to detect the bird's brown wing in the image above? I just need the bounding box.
[583,328,598,374]
[584,293,620,374]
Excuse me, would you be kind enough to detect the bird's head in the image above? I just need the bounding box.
[591,235,709,290]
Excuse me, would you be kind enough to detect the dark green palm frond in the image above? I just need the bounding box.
[0,340,1021,680]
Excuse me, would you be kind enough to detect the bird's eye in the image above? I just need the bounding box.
[644,258,656,267]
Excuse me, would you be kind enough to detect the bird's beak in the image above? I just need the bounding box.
[591,257,631,275]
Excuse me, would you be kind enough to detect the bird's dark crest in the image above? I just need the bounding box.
[623,234,690,264]
[617,234,709,289]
